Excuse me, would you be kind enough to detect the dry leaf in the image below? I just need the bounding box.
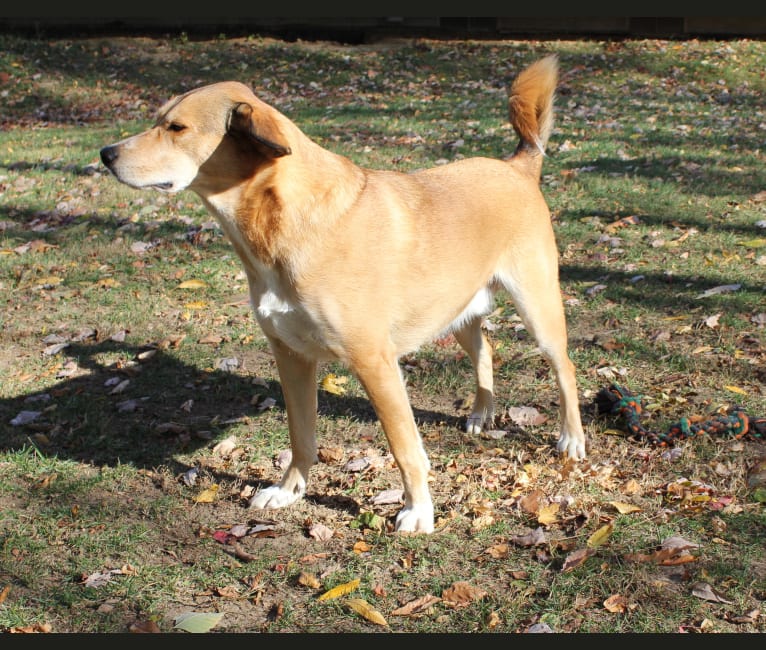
[561,547,595,572]
[307,522,334,542]
[724,385,747,395]
[510,527,547,547]
[441,581,488,608]
[587,523,614,547]
[353,540,372,554]
[193,484,219,503]
[317,446,345,464]
[212,435,238,457]
[177,279,208,289]
[695,283,741,299]
[298,572,321,589]
[610,501,641,514]
[317,578,360,601]
[692,582,733,604]
[518,489,543,515]
[320,373,348,395]
[484,543,509,559]
[507,406,548,426]
[537,502,560,526]
[370,488,403,505]
[603,594,628,613]
[0,585,10,604]
[391,594,442,616]
[128,619,161,633]
[346,598,388,626]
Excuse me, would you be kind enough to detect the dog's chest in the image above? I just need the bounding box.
[254,288,321,353]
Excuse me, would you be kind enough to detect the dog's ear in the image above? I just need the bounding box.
[227,102,292,158]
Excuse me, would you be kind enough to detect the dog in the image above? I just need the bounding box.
[100,54,586,534]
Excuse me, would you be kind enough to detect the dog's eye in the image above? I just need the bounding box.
[167,123,186,133]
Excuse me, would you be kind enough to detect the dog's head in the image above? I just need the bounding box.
[100,81,292,195]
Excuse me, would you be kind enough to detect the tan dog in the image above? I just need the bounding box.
[100,54,586,534]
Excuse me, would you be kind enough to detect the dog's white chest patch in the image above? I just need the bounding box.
[254,287,333,359]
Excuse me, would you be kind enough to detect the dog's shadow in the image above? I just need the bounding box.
[0,339,463,480]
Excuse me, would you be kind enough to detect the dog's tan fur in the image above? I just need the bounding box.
[101,54,585,533]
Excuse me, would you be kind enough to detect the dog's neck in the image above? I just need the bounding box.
[196,143,367,268]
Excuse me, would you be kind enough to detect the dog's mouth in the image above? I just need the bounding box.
[149,182,175,192]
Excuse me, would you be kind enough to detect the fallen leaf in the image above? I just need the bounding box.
[603,594,628,613]
[177,279,208,289]
[370,488,403,505]
[537,502,560,526]
[8,623,52,633]
[346,598,388,626]
[391,594,442,616]
[307,522,334,541]
[561,547,596,572]
[695,283,741,299]
[587,523,614,548]
[724,385,747,395]
[517,489,543,515]
[317,446,345,464]
[509,527,547,547]
[610,501,641,514]
[507,405,548,426]
[212,435,238,457]
[128,619,161,633]
[441,581,488,608]
[353,540,372,554]
[703,313,721,328]
[320,373,348,395]
[10,410,42,426]
[173,612,224,633]
[317,578,360,601]
[483,543,509,559]
[193,484,219,503]
[692,582,733,604]
[0,585,10,604]
[297,572,321,589]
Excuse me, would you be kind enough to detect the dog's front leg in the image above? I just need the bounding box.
[352,352,434,534]
[249,336,318,510]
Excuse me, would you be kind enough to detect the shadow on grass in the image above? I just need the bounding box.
[0,339,461,475]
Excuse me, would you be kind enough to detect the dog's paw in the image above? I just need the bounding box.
[248,484,304,510]
[465,409,494,435]
[465,415,484,435]
[394,502,435,534]
[557,432,587,461]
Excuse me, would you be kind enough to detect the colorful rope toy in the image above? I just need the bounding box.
[594,383,765,447]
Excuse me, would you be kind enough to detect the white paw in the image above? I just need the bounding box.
[465,415,484,435]
[248,484,304,510]
[465,408,494,435]
[395,502,435,534]
[557,432,587,460]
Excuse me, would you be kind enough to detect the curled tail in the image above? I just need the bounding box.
[508,54,558,176]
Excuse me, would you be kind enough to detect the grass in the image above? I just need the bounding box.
[0,33,765,634]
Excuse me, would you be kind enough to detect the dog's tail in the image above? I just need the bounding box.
[508,54,558,177]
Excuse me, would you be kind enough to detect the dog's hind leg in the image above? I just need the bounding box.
[249,336,318,510]
[351,348,434,533]
[453,318,495,434]
[498,257,586,460]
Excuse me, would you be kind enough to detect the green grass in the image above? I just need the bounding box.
[0,34,764,634]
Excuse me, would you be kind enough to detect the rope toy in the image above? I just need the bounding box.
[594,383,766,447]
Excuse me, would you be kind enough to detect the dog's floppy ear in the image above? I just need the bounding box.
[227,102,292,158]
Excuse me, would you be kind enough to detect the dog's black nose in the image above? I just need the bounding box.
[100,145,118,168]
